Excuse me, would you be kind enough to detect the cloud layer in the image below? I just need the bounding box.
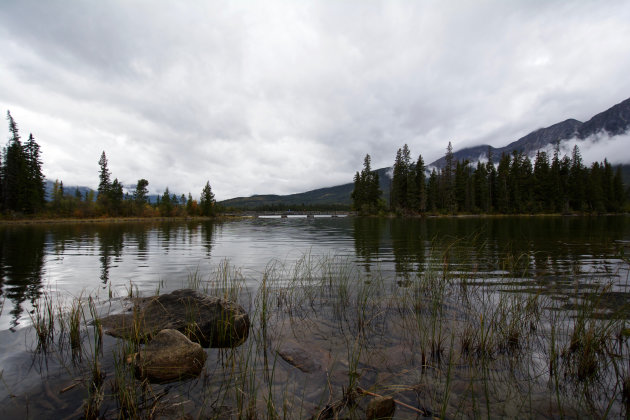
[1,1,630,199]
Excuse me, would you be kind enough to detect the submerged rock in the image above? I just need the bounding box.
[133,329,207,383]
[276,339,331,373]
[366,396,395,420]
[100,289,249,347]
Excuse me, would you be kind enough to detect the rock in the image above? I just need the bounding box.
[366,396,395,420]
[133,329,206,383]
[276,339,331,373]
[100,289,249,348]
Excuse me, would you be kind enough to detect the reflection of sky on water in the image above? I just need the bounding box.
[1,216,630,331]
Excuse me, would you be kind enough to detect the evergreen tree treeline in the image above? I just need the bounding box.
[353,142,626,215]
[2,110,218,219]
[1,111,45,214]
[351,154,384,214]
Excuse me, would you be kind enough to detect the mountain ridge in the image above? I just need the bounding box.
[220,168,391,209]
[430,96,630,168]
[221,96,630,209]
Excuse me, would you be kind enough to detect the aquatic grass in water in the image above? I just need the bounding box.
[4,240,630,418]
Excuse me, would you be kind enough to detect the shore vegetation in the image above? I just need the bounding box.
[3,241,629,418]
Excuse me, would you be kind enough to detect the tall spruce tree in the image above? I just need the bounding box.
[24,133,45,212]
[427,169,439,212]
[133,178,149,215]
[109,178,124,215]
[159,187,173,216]
[364,157,382,212]
[533,151,551,212]
[415,154,427,212]
[496,153,510,213]
[569,145,586,211]
[391,145,411,210]
[351,154,382,214]
[390,148,404,209]
[613,166,625,211]
[200,181,215,216]
[588,161,605,213]
[4,111,28,212]
[473,161,488,213]
[486,148,496,212]
[97,151,111,210]
[443,142,456,213]
[186,192,195,215]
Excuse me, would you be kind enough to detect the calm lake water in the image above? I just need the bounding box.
[2,216,629,331]
[2,216,630,418]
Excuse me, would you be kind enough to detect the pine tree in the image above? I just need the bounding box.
[568,145,587,211]
[508,151,532,213]
[200,181,215,216]
[588,162,605,213]
[109,178,124,215]
[391,148,405,210]
[496,153,510,213]
[473,161,488,213]
[550,143,562,212]
[559,155,571,213]
[365,161,382,212]
[186,192,196,215]
[454,160,472,212]
[602,159,614,211]
[4,111,29,212]
[415,154,426,212]
[159,187,172,216]
[391,145,411,211]
[443,142,456,213]
[351,154,382,214]
[533,151,551,212]
[97,151,111,211]
[613,165,625,211]
[406,161,419,212]
[486,148,496,212]
[427,169,439,212]
[22,133,45,213]
[133,178,149,215]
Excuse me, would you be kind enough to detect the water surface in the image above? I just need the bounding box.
[2,216,630,330]
[1,216,630,418]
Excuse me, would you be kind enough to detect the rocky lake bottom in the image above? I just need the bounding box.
[2,217,630,418]
[1,253,630,419]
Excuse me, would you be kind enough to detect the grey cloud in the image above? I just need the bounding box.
[1,1,630,200]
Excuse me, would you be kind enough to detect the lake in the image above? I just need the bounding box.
[1,216,630,418]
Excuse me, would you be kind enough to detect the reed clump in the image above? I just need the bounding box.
[13,241,630,419]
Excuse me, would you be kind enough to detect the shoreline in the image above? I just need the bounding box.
[0,215,243,225]
[0,211,627,225]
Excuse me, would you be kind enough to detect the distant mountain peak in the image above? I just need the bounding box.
[429,96,630,168]
[578,96,630,139]
[220,96,630,208]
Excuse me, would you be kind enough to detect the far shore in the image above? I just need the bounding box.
[0,215,242,225]
[1,211,627,225]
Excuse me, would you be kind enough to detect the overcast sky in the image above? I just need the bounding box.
[1,1,630,200]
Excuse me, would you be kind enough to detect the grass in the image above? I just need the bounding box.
[15,241,630,419]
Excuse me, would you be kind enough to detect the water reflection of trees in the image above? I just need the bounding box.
[390,219,426,284]
[96,224,126,284]
[0,226,46,327]
[353,216,628,290]
[200,221,214,256]
[353,218,384,273]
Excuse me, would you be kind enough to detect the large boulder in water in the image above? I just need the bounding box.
[100,289,249,347]
[132,329,207,383]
